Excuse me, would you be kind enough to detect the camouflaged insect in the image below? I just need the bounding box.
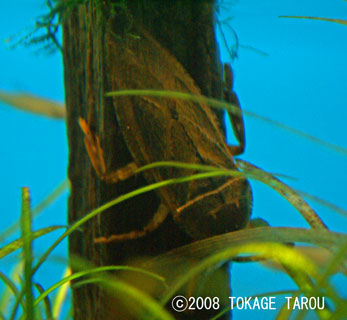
[80,24,252,242]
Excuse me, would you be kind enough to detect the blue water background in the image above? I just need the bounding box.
[0,0,346,319]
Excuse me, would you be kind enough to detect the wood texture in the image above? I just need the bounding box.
[63,1,239,319]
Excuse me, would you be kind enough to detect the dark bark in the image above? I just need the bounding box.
[63,1,230,319]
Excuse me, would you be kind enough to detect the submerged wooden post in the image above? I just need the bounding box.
[63,1,233,319]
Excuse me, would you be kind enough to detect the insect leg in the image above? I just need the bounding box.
[79,117,137,183]
[94,203,169,243]
[223,63,245,156]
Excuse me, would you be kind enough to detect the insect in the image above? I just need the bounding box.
[79,26,252,243]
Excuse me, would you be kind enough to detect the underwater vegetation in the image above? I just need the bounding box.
[0,0,347,319]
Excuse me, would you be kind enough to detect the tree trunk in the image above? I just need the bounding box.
[63,1,230,319]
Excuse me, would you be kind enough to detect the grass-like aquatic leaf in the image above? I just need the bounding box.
[144,227,346,304]
[52,267,71,320]
[236,160,328,229]
[0,179,69,243]
[20,187,34,320]
[0,90,65,119]
[159,242,319,304]
[3,87,346,156]
[279,15,347,26]
[17,162,341,318]
[0,263,25,316]
[0,270,20,306]
[0,226,65,260]
[66,258,172,319]
[138,159,329,229]
[32,170,247,275]
[296,189,347,218]
[31,180,69,217]
[9,172,227,319]
[81,276,174,320]
[33,283,52,320]
[69,255,166,285]
[318,239,347,286]
[163,241,337,319]
[106,89,347,156]
[3,87,346,155]
[34,265,165,307]
[148,227,345,268]
[137,160,243,176]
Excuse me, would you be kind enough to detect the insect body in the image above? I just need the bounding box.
[80,26,252,242]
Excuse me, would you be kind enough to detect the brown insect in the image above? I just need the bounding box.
[79,26,252,243]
